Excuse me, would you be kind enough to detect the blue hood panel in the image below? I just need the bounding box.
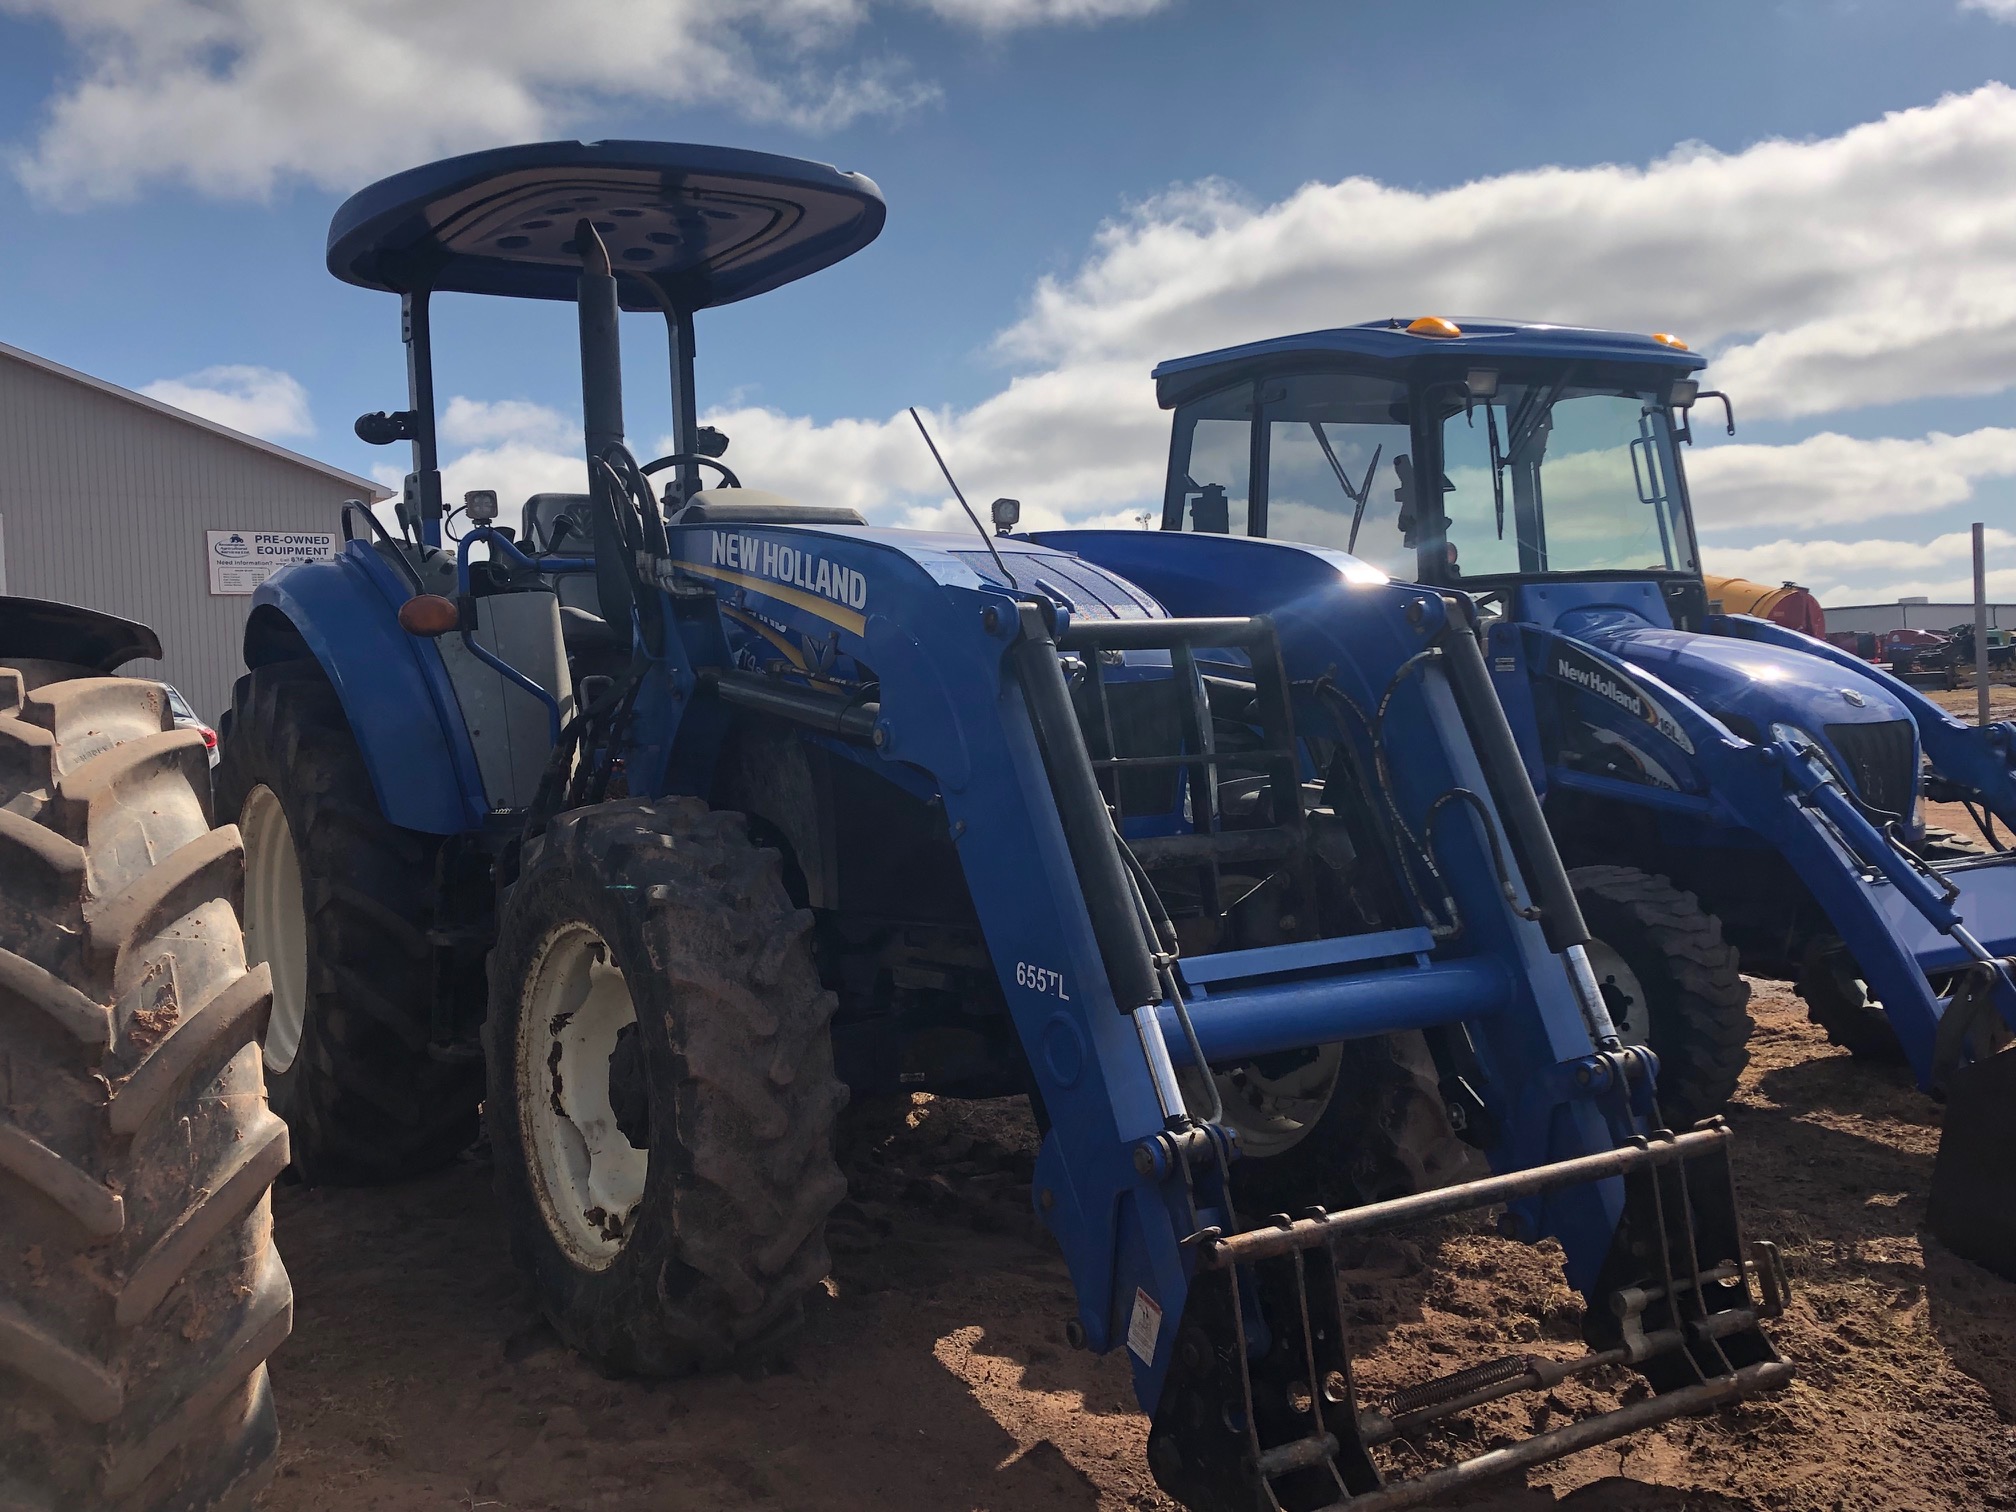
[1578,620,1914,737]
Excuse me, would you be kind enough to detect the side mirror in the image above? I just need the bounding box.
[355,410,418,445]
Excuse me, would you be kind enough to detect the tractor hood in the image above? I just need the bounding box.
[1564,609,1922,818]
[1579,619,1912,737]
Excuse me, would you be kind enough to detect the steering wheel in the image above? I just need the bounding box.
[640,453,741,499]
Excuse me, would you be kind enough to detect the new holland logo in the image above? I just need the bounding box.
[668,529,871,637]
[709,530,867,612]
[1548,646,1695,755]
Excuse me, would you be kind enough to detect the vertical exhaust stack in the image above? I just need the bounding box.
[576,220,634,630]
[576,219,625,462]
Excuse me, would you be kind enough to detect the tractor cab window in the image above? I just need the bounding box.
[1439,382,1693,580]
[1165,385,1254,537]
[1164,373,1415,580]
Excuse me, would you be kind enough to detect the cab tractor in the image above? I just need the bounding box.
[210,144,1792,1511]
[1142,317,2016,1276]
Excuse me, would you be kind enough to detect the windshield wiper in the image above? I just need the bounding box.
[1308,422,1382,553]
[1484,402,1505,539]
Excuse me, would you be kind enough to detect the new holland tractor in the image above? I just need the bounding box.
[0,599,289,1511]
[1143,316,2016,1277]
[211,142,1793,1511]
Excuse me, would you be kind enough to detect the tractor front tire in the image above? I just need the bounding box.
[216,660,481,1183]
[1795,938,1906,1064]
[1918,825,1987,861]
[1194,1031,1482,1218]
[1570,866,1752,1128]
[485,798,849,1376]
[0,668,290,1511]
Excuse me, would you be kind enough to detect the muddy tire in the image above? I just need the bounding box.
[0,667,291,1511]
[1196,1031,1482,1218]
[1570,866,1752,1127]
[215,660,480,1184]
[1796,938,1906,1064]
[485,798,848,1375]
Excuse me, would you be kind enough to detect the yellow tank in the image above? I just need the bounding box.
[1702,574,1824,638]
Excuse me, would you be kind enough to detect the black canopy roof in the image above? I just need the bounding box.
[327,140,885,312]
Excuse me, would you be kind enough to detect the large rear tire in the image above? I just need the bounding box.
[1570,866,1752,1127]
[0,666,290,1511]
[485,798,849,1375]
[216,660,480,1183]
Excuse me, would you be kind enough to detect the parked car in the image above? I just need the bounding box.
[164,683,220,767]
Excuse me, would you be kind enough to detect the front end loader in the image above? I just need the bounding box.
[219,143,1792,1508]
[1146,316,2016,1279]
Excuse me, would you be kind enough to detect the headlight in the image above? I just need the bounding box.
[1769,722,1846,783]
[1767,721,1820,754]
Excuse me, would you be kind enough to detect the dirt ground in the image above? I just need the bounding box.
[254,973,2016,1512]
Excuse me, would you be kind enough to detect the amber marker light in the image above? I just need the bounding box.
[1406,315,1463,338]
[397,594,462,637]
[1651,332,1690,350]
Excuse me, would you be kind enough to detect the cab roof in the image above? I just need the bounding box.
[327,140,885,312]
[1151,319,1706,408]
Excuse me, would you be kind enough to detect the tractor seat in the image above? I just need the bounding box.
[670,488,865,526]
[558,604,626,654]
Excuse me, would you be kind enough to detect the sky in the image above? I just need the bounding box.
[4,0,2016,605]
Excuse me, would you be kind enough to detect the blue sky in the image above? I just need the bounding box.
[4,0,2016,603]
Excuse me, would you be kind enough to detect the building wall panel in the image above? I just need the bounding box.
[0,354,378,721]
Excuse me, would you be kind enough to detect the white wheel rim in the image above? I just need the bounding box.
[519,923,648,1269]
[1585,937,1651,1045]
[1184,1044,1342,1159]
[241,784,309,1074]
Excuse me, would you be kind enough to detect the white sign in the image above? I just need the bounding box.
[1126,1286,1163,1365]
[207,529,336,596]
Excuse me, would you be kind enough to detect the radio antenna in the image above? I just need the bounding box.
[908,406,1017,588]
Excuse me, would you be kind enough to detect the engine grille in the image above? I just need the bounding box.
[1823,719,1916,817]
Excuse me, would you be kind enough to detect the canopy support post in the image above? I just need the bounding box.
[402,289,442,547]
[667,308,699,505]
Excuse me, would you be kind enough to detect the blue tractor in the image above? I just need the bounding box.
[1146,315,2016,1278]
[217,146,1792,1509]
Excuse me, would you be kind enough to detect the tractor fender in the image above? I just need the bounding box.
[244,543,486,834]
[0,595,161,671]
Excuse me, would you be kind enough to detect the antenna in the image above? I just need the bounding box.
[908,407,1017,589]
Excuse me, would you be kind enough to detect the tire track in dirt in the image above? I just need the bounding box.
[259,993,2015,1511]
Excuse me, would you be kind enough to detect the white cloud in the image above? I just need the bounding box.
[442,442,588,522]
[439,396,576,450]
[405,86,2016,606]
[1688,428,2016,533]
[140,363,312,439]
[998,86,2016,423]
[1705,527,2016,607]
[919,0,1167,30]
[1962,0,2016,18]
[425,366,1162,536]
[1,0,1164,202]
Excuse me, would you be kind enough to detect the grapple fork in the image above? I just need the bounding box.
[1147,1124,1792,1512]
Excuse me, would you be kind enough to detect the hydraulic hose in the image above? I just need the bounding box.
[1435,597,1591,954]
